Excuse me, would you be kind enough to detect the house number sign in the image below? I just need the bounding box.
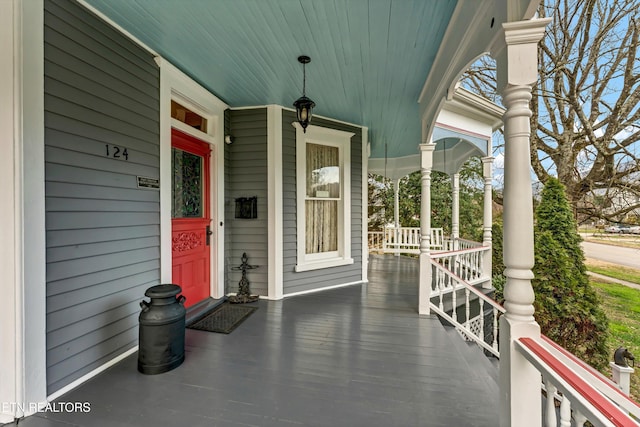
[105,144,129,160]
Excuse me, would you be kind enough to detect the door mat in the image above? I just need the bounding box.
[187,303,257,334]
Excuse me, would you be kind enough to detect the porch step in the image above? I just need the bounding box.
[441,322,499,395]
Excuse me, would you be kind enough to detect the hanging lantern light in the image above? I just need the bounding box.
[293,55,315,132]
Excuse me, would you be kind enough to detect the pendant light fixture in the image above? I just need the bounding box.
[293,55,315,132]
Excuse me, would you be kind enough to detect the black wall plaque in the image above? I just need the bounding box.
[137,176,160,189]
[235,197,257,219]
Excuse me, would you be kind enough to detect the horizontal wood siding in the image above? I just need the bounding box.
[44,0,160,394]
[225,109,269,295]
[282,111,363,294]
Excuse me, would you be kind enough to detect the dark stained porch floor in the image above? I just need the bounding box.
[13,255,499,427]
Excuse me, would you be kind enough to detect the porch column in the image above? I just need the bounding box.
[451,173,460,248]
[481,157,494,289]
[0,0,47,422]
[495,18,551,427]
[394,178,401,257]
[418,143,436,315]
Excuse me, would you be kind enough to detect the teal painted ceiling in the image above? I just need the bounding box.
[83,0,457,159]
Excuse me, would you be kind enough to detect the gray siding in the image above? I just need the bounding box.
[44,0,160,394]
[282,111,363,294]
[225,109,269,295]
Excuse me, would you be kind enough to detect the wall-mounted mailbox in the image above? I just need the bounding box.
[235,196,257,219]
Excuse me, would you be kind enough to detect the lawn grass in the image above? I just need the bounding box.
[591,280,640,401]
[587,264,640,285]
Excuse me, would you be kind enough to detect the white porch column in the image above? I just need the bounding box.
[418,143,436,315]
[394,178,401,257]
[495,18,551,427]
[0,0,47,423]
[451,173,460,247]
[481,157,494,289]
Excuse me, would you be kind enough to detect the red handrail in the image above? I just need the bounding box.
[541,334,640,410]
[519,337,638,427]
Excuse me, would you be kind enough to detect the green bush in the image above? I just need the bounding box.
[491,221,506,304]
[491,178,609,368]
[533,178,609,369]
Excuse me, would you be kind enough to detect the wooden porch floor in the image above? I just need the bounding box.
[14,255,499,427]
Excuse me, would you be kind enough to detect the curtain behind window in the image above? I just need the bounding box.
[305,143,340,254]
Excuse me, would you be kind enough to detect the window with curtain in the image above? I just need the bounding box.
[305,143,340,254]
[295,123,354,272]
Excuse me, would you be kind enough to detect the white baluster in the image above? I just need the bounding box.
[464,253,469,280]
[474,252,478,279]
[479,299,485,343]
[573,411,587,426]
[492,308,499,351]
[452,285,457,322]
[438,268,444,310]
[431,265,437,294]
[544,379,557,427]
[452,254,458,278]
[559,393,571,427]
[465,288,470,327]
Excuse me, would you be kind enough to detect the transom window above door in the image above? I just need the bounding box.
[171,100,208,133]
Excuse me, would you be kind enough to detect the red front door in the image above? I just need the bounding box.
[171,129,211,308]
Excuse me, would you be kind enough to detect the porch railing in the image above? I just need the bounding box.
[429,254,503,357]
[430,245,488,286]
[367,227,444,254]
[539,335,640,419]
[517,337,640,426]
[429,256,640,424]
[368,231,384,253]
[383,226,421,253]
[367,226,485,256]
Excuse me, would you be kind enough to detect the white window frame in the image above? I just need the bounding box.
[294,123,354,272]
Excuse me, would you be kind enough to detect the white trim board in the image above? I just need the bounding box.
[267,105,284,300]
[0,0,47,421]
[283,281,364,299]
[47,347,138,402]
[361,127,369,282]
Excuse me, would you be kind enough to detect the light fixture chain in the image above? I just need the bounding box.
[302,62,306,96]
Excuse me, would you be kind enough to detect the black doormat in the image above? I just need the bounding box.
[187,302,257,334]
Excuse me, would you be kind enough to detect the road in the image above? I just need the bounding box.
[581,241,640,270]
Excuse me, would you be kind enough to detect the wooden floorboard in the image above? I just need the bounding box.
[10,255,499,427]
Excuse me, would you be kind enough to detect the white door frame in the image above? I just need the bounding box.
[156,58,228,299]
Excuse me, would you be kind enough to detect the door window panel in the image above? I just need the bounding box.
[172,148,203,218]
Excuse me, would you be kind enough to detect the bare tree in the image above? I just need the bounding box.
[464,0,640,224]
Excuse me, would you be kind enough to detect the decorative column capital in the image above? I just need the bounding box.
[493,18,552,90]
[481,156,494,180]
[419,142,436,171]
[481,156,495,164]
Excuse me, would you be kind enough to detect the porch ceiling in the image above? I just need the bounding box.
[82,0,536,174]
